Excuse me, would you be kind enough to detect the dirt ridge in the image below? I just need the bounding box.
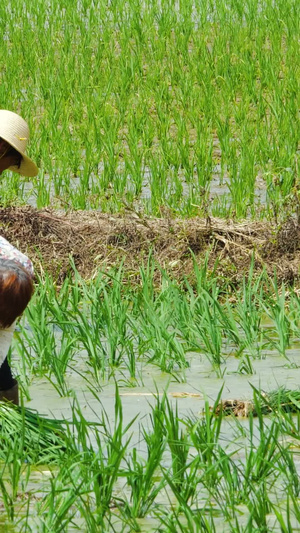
[0,206,299,284]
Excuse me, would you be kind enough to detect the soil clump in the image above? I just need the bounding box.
[215,387,300,418]
[1,206,300,286]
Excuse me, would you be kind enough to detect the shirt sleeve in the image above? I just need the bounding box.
[0,323,15,368]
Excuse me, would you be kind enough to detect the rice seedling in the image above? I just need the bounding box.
[262,277,292,359]
[0,404,70,465]
[271,495,295,533]
[245,481,273,533]
[84,387,135,524]
[162,396,196,503]
[238,417,282,501]
[122,392,167,518]
[13,251,300,397]
[277,443,300,499]
[193,295,224,374]
[156,506,217,533]
[183,389,224,487]
[124,446,166,519]
[234,263,265,359]
[128,263,190,373]
[236,353,255,375]
[0,1,298,529]
[37,464,86,533]
[16,309,76,397]
[0,472,17,523]
[2,378,300,530]
[0,0,297,218]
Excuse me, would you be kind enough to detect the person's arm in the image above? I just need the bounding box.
[0,323,15,368]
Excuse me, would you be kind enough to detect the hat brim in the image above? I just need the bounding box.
[9,154,38,177]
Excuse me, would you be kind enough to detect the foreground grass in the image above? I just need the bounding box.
[1,0,300,528]
[0,0,299,218]
[2,386,300,531]
[15,258,300,386]
[1,259,299,529]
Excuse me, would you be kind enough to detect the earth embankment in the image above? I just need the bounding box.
[1,206,299,285]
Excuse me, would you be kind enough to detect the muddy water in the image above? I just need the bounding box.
[7,329,300,531]
[21,166,268,210]
[25,344,300,423]
[21,347,300,525]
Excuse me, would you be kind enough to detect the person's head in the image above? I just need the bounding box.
[0,138,22,175]
[0,110,38,177]
[0,259,34,328]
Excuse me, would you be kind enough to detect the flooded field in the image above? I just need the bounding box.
[0,0,299,530]
[0,0,298,218]
[0,263,299,531]
[21,165,269,218]
[7,352,300,531]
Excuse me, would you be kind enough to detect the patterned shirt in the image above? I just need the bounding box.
[0,235,34,277]
[0,236,33,369]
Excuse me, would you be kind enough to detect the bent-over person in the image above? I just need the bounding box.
[0,109,38,404]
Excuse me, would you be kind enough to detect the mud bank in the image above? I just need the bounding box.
[1,206,300,285]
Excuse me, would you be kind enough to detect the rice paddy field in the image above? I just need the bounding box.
[0,0,300,531]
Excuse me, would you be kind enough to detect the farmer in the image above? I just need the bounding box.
[0,110,38,405]
[0,260,34,404]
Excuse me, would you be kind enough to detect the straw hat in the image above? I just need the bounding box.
[0,110,38,177]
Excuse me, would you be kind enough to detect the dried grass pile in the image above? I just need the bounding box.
[0,206,300,284]
[216,387,300,418]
